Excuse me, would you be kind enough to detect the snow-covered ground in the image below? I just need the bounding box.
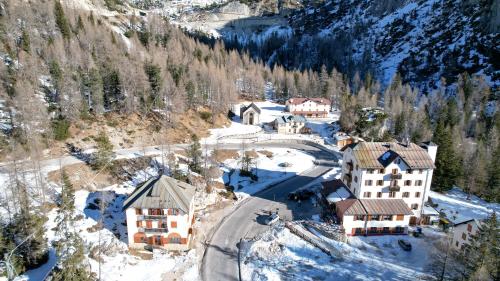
[15,169,199,281]
[222,148,316,199]
[241,224,444,281]
[429,188,500,224]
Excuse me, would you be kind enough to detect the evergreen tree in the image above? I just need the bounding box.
[52,171,92,281]
[91,131,114,170]
[54,1,71,39]
[432,117,462,192]
[485,142,500,202]
[20,29,30,53]
[144,62,162,108]
[186,134,202,174]
[7,181,48,272]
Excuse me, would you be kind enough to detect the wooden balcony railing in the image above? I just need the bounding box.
[138,227,169,233]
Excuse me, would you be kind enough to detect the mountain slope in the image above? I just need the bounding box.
[218,0,499,91]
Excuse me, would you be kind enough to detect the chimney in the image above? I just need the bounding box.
[421,142,438,163]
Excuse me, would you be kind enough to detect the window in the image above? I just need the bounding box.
[379,169,385,174]
[377,180,384,186]
[369,227,378,233]
[456,241,459,247]
[136,221,142,227]
[354,176,358,183]
[462,233,467,240]
[395,227,404,233]
[365,180,373,186]
[396,215,404,221]
[407,169,413,174]
[367,169,374,174]
[377,192,382,198]
[382,215,392,221]
[415,180,423,186]
[402,192,410,198]
[136,208,143,215]
[355,228,363,234]
[354,215,365,221]
[160,221,168,229]
[363,192,371,198]
[370,215,380,221]
[411,203,419,210]
[171,221,177,228]
[404,180,412,186]
[389,191,396,198]
[467,224,472,232]
[419,169,424,174]
[392,169,398,174]
[383,227,390,233]
[415,192,421,198]
[396,159,401,164]
[170,237,181,244]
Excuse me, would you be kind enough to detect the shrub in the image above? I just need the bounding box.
[52,117,71,141]
[199,111,212,122]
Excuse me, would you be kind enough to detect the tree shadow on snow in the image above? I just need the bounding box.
[83,190,128,244]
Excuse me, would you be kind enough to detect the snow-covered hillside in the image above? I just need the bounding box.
[206,0,499,91]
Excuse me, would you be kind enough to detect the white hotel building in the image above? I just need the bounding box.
[340,141,437,225]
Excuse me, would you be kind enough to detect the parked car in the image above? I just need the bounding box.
[287,190,315,201]
[265,213,280,225]
[398,239,412,251]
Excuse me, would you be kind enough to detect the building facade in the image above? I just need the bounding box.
[123,175,196,251]
[452,219,481,251]
[336,199,413,236]
[285,98,330,118]
[273,115,307,134]
[240,103,261,125]
[340,141,437,225]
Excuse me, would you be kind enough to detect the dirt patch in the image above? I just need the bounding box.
[212,149,239,162]
[128,248,153,260]
[244,150,259,159]
[46,109,230,159]
[210,181,226,190]
[48,163,116,190]
[258,150,274,158]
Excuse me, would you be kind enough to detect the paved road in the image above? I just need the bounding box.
[201,145,337,281]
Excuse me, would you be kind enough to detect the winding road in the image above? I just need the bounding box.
[201,144,338,281]
[0,140,338,281]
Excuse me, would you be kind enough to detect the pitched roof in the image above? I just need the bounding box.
[343,142,435,169]
[122,175,196,213]
[287,98,331,105]
[322,179,355,203]
[241,102,261,114]
[275,115,307,124]
[336,199,413,216]
[454,218,482,227]
[360,199,413,215]
[336,199,366,215]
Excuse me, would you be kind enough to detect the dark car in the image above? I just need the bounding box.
[398,239,412,251]
[288,190,315,201]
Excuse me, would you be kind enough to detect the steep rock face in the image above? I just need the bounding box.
[222,0,499,91]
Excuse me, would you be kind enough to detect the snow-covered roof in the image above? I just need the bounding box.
[422,205,440,216]
[275,115,307,124]
[326,186,351,203]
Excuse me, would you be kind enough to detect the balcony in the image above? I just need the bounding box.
[390,173,402,180]
[389,181,401,192]
[137,215,168,220]
[346,162,353,172]
[138,227,169,233]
